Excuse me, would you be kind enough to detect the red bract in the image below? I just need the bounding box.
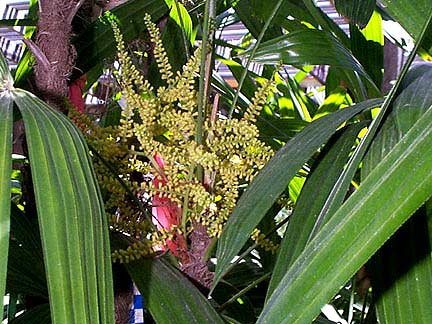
[68,75,86,113]
[152,154,187,257]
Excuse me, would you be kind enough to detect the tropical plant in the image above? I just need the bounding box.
[1,0,432,323]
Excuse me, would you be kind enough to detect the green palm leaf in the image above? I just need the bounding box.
[363,65,432,324]
[334,0,375,28]
[258,106,432,324]
[267,122,365,297]
[112,234,225,323]
[212,98,382,289]
[239,29,380,97]
[11,89,114,324]
[0,81,13,305]
[380,0,431,43]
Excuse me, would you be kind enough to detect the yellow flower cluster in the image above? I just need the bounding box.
[69,109,128,207]
[71,13,280,263]
[111,240,154,263]
[69,107,156,260]
[111,16,275,241]
[251,228,279,254]
[143,14,174,84]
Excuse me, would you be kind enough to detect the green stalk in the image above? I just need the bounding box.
[181,166,195,231]
[218,272,271,311]
[228,0,284,118]
[196,0,216,182]
[359,289,370,324]
[196,0,216,145]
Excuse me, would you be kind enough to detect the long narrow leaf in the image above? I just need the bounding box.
[371,210,432,323]
[258,106,432,324]
[334,0,375,28]
[12,90,114,324]
[0,50,13,306]
[129,258,225,324]
[301,0,350,47]
[380,0,431,43]
[241,29,367,74]
[267,123,365,297]
[350,11,384,88]
[239,29,380,97]
[0,88,13,306]
[309,11,432,242]
[111,234,225,323]
[212,98,382,289]
[363,65,432,324]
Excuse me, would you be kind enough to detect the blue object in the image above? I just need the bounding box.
[130,285,144,324]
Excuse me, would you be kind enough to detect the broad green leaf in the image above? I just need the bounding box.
[256,115,308,145]
[313,86,347,120]
[350,11,384,88]
[311,13,431,244]
[283,75,313,121]
[74,0,169,76]
[212,98,383,288]
[234,0,316,36]
[12,90,114,324]
[379,0,431,45]
[363,65,432,177]
[273,73,317,121]
[334,0,375,28]
[0,80,13,306]
[288,176,306,203]
[129,258,225,324]
[363,65,432,324]
[326,67,374,102]
[0,50,13,306]
[13,50,34,88]
[258,106,432,324]
[111,234,225,324]
[256,114,309,150]
[239,29,380,97]
[241,29,366,74]
[301,0,350,47]
[167,0,195,44]
[233,0,283,41]
[371,210,432,324]
[267,123,365,298]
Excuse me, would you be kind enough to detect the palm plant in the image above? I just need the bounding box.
[1,0,432,323]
